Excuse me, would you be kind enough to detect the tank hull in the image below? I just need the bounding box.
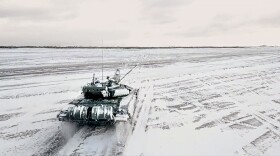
[57,88,138,125]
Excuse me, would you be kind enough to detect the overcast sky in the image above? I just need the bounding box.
[0,0,280,46]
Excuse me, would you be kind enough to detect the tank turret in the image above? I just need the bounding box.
[82,69,130,99]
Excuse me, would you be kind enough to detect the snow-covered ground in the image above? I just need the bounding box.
[0,47,280,156]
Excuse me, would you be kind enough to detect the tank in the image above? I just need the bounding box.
[57,67,138,125]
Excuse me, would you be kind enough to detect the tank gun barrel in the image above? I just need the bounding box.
[119,65,137,83]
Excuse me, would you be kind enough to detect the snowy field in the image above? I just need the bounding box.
[1,47,280,156]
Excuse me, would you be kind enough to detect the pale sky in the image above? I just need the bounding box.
[0,0,280,46]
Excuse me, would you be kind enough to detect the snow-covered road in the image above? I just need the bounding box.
[1,47,280,155]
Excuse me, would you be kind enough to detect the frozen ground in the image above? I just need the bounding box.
[0,47,280,156]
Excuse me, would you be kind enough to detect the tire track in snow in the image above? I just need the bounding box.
[192,63,280,155]
[124,79,154,156]
[34,123,81,156]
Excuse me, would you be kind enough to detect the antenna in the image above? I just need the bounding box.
[102,40,104,84]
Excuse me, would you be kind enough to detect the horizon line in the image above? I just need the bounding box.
[0,45,276,49]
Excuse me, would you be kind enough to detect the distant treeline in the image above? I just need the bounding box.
[0,46,252,49]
